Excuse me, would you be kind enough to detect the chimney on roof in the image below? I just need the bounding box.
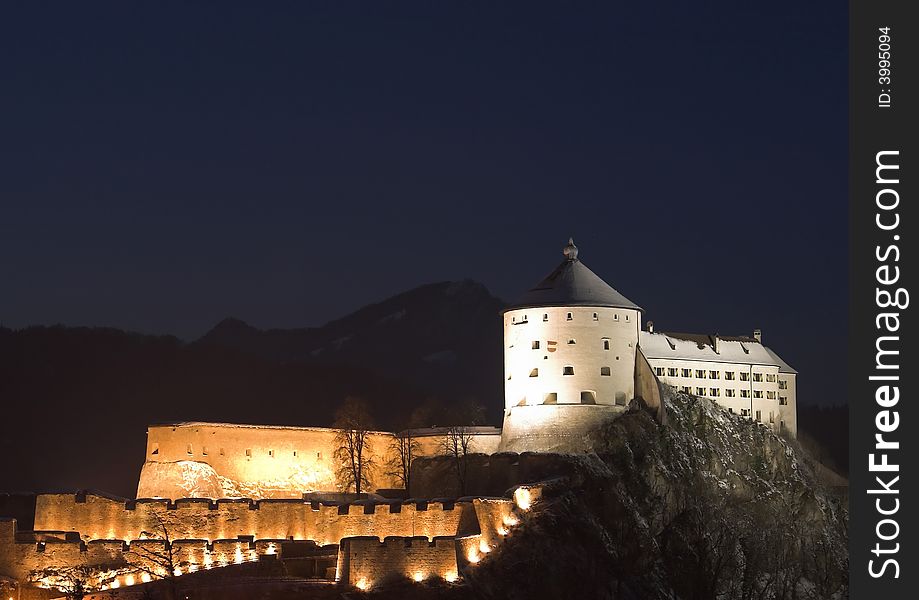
[647,320,654,333]
[713,335,720,354]
[753,329,762,343]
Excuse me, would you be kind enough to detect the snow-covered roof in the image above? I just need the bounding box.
[398,426,502,437]
[639,331,797,374]
[507,239,642,312]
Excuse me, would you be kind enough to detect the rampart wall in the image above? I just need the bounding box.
[337,536,459,587]
[139,423,504,500]
[33,493,468,546]
[3,490,527,594]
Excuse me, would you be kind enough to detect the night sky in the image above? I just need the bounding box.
[2,2,846,403]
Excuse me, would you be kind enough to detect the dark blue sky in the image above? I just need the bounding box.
[1,2,846,404]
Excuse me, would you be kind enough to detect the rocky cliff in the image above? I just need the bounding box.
[412,387,848,600]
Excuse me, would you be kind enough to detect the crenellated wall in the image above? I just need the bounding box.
[3,488,530,593]
[337,536,459,588]
[33,493,469,546]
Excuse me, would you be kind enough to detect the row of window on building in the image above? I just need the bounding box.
[654,366,786,386]
[519,391,629,406]
[527,339,613,350]
[512,311,631,324]
[675,386,787,402]
[151,443,322,460]
[511,366,616,379]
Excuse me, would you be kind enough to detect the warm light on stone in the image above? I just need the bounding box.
[514,487,532,510]
[413,571,424,582]
[355,578,369,590]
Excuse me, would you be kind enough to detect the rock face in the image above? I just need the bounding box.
[136,461,226,499]
[428,388,848,600]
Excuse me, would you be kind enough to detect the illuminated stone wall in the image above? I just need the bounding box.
[138,424,507,500]
[337,536,459,588]
[138,423,401,499]
[33,493,469,546]
[4,491,527,593]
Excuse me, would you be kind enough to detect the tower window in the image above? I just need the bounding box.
[529,368,539,377]
[245,448,252,458]
[580,391,597,404]
[543,393,557,405]
[614,314,619,321]
[602,339,610,350]
[566,312,573,321]
[592,312,599,321]
[186,444,193,456]
[532,341,540,349]
[268,449,274,457]
[600,366,611,376]
[202,446,209,456]
[696,387,705,395]
[567,339,576,345]
[563,366,575,376]
[293,450,298,457]
[625,315,630,321]
[150,443,159,456]
[543,313,548,322]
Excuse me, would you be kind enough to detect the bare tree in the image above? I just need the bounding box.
[29,565,105,600]
[125,515,184,600]
[387,429,420,492]
[439,400,485,496]
[333,396,376,494]
[386,404,432,494]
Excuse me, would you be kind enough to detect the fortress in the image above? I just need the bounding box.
[0,240,798,598]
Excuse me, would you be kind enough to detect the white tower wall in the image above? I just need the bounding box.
[504,306,640,408]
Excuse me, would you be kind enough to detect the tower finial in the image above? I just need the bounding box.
[563,238,578,261]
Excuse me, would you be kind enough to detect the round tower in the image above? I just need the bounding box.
[499,239,643,452]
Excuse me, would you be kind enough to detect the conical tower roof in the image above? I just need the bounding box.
[507,239,642,312]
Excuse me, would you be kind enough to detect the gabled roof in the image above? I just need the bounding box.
[639,331,797,374]
[507,239,642,312]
